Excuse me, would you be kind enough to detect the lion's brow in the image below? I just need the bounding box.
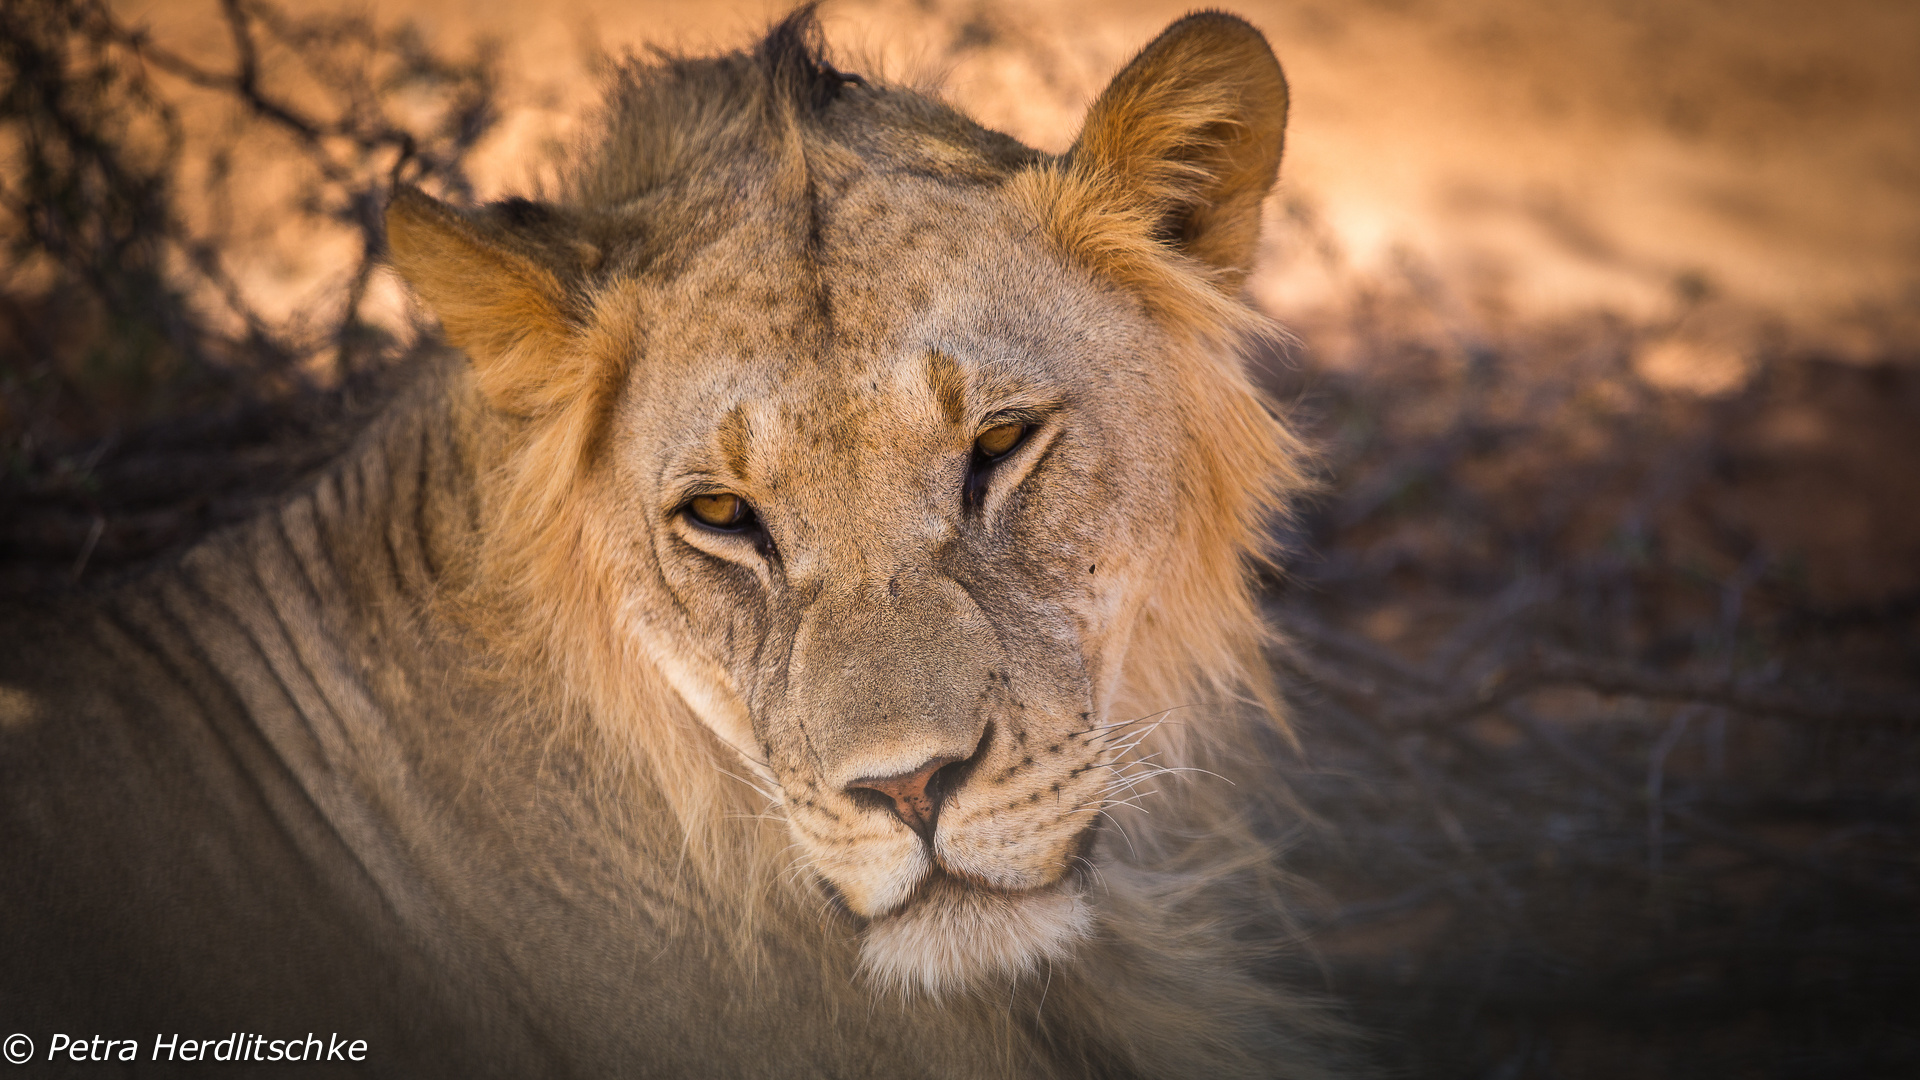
[716,403,753,478]
[924,350,968,426]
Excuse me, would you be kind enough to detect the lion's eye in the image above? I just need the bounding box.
[964,422,1034,509]
[974,423,1027,460]
[688,493,749,529]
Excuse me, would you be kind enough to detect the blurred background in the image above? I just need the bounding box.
[3,0,1916,1075]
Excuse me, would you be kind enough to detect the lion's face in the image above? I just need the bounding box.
[597,179,1177,987]
[385,11,1291,997]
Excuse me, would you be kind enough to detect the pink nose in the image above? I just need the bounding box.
[847,756,962,840]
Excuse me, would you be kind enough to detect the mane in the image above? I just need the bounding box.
[564,7,862,212]
[433,11,1324,1052]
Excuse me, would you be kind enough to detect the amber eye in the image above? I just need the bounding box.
[688,493,748,529]
[975,423,1027,459]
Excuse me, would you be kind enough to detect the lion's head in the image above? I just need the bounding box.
[385,10,1301,997]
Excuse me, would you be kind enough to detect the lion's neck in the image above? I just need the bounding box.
[303,356,489,607]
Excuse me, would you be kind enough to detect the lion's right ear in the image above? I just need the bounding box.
[385,187,592,417]
[1064,13,1288,292]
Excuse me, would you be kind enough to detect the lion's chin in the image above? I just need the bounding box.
[857,873,1093,999]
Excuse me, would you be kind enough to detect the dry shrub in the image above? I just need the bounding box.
[1,0,497,589]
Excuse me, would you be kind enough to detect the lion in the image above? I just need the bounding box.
[0,9,1344,1077]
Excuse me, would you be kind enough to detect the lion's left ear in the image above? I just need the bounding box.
[1069,12,1288,290]
[385,187,606,417]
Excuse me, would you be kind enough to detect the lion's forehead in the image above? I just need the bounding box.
[637,173,1092,371]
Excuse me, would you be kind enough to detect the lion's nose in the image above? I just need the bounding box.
[847,755,963,842]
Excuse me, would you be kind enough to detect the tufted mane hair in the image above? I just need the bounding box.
[564,7,867,212]
[754,6,865,112]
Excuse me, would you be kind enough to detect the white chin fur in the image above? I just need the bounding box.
[858,876,1092,999]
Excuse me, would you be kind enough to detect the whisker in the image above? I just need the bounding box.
[1069,852,1109,896]
[1085,720,1187,746]
[1074,704,1205,743]
[1146,765,1235,786]
[716,767,783,805]
[1061,805,1143,858]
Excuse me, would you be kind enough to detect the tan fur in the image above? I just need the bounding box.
[1,10,1344,1078]
[391,7,1328,1063]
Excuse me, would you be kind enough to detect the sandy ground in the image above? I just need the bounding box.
[108,0,1920,387]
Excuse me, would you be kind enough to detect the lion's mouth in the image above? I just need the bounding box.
[854,815,1101,921]
[818,856,1089,925]
[887,861,1081,916]
[803,804,1104,994]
